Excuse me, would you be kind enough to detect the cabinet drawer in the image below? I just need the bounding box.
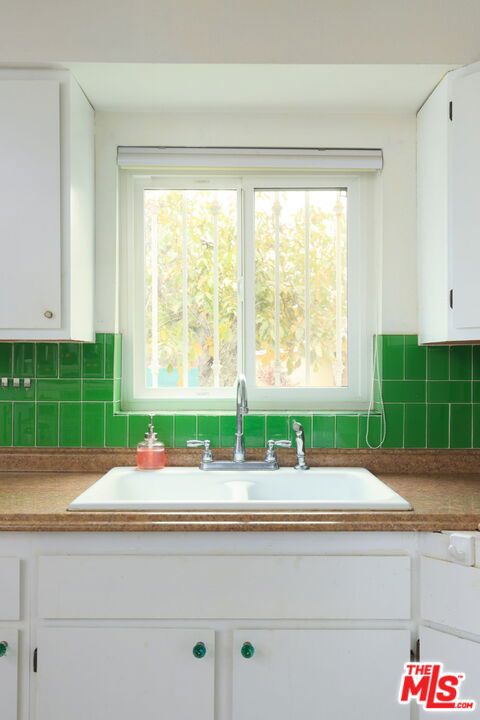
[38,555,410,620]
[0,559,20,620]
[421,556,480,635]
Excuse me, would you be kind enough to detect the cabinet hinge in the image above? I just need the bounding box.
[449,101,453,121]
[410,638,420,662]
[33,647,38,673]
[449,288,454,309]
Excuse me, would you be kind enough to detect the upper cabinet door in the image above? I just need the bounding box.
[450,70,480,331]
[0,80,61,329]
[418,62,480,343]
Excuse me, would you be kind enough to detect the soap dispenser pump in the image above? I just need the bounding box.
[136,416,166,469]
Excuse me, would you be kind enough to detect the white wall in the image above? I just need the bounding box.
[95,110,417,334]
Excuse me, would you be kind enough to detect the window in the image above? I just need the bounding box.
[120,152,377,410]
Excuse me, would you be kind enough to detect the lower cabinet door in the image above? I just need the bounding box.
[419,626,480,718]
[0,629,18,720]
[233,629,410,720]
[36,627,214,720]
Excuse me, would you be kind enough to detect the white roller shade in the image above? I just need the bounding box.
[117,146,383,171]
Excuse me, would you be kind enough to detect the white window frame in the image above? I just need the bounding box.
[119,168,373,411]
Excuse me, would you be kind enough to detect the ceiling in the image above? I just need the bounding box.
[0,0,479,65]
[68,63,455,113]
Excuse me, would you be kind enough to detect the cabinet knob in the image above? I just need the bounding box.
[241,641,255,659]
[43,310,54,319]
[192,641,207,659]
[0,641,8,658]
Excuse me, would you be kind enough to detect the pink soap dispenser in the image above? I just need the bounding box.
[136,416,166,470]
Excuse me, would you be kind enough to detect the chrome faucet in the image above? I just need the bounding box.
[233,374,248,463]
[292,420,310,470]
[187,374,291,470]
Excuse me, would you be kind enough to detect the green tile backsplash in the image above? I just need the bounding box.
[1,333,480,449]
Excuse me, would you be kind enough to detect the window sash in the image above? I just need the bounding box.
[120,170,371,411]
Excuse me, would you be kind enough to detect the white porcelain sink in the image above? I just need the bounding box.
[68,466,412,511]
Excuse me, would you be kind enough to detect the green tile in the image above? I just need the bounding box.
[59,403,81,447]
[174,415,197,447]
[113,335,122,379]
[359,414,382,448]
[37,379,81,402]
[450,346,472,380]
[244,415,266,447]
[405,336,426,380]
[473,381,480,403]
[473,405,480,448]
[0,344,13,376]
[220,415,236,448]
[266,415,289,441]
[59,343,81,378]
[0,379,35,401]
[289,415,312,448]
[473,346,480,380]
[427,404,449,448]
[0,402,13,446]
[82,403,105,448]
[427,381,471,403]
[13,343,35,377]
[113,378,121,403]
[83,379,114,402]
[427,346,449,380]
[383,404,404,448]
[379,335,404,380]
[450,404,472,449]
[198,415,220,447]
[335,415,359,448]
[152,415,174,447]
[313,415,335,448]
[82,334,105,378]
[404,404,426,448]
[382,380,425,403]
[35,343,58,378]
[36,403,59,446]
[129,415,150,448]
[105,404,128,448]
[13,402,35,446]
[104,334,116,378]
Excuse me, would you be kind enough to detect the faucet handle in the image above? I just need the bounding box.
[265,439,291,465]
[187,439,213,467]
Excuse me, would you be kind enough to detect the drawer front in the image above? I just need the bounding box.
[0,559,20,620]
[39,555,410,620]
[421,556,480,635]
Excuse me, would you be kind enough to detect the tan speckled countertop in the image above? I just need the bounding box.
[0,448,480,531]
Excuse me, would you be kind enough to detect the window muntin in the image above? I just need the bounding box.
[122,171,369,410]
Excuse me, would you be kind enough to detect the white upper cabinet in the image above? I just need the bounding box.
[418,62,480,343]
[0,70,94,341]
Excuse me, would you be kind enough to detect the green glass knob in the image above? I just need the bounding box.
[0,642,8,658]
[241,641,255,659]
[192,642,207,659]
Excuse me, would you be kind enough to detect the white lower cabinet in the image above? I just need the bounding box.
[419,627,480,719]
[0,629,18,720]
[232,629,410,720]
[36,627,215,720]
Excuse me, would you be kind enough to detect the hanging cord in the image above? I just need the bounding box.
[365,336,386,448]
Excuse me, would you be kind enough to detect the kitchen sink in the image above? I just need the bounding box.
[68,466,412,511]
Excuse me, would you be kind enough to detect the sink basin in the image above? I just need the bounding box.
[68,466,412,511]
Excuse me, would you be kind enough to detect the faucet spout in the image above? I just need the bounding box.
[233,374,249,463]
